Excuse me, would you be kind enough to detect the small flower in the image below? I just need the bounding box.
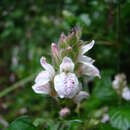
[122,87,130,101]
[112,73,127,90]
[59,107,70,118]
[101,114,109,123]
[60,57,74,73]
[54,72,79,98]
[32,57,55,95]
[78,40,100,78]
[73,91,89,104]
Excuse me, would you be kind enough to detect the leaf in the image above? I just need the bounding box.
[92,70,117,102]
[109,105,130,130]
[33,118,45,127]
[96,124,119,130]
[7,116,37,130]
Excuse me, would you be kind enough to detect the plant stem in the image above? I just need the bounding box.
[0,71,38,98]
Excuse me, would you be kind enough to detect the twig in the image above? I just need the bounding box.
[96,41,114,46]
[0,71,38,98]
[0,115,8,128]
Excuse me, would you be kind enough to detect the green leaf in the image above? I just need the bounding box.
[92,71,117,102]
[96,124,119,130]
[33,118,45,127]
[109,105,130,130]
[7,116,37,130]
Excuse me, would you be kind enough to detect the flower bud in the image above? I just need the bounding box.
[66,46,72,52]
[59,107,70,118]
[51,43,60,64]
[58,33,67,48]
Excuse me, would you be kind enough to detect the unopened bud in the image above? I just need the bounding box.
[67,46,72,51]
[59,107,70,118]
[58,33,67,48]
[51,43,60,64]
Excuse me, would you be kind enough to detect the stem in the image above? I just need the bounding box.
[0,71,38,98]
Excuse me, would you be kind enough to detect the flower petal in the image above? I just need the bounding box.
[80,62,100,78]
[40,57,55,79]
[60,57,74,73]
[122,87,130,101]
[80,40,95,55]
[78,55,95,64]
[32,82,50,94]
[35,71,50,84]
[54,72,79,99]
[74,91,89,103]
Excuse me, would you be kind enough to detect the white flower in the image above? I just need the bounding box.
[54,72,79,99]
[122,87,130,101]
[78,40,100,78]
[73,91,89,104]
[112,77,120,90]
[32,57,55,95]
[101,114,109,123]
[112,74,127,90]
[60,57,74,73]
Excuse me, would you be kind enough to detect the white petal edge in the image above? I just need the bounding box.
[60,56,75,73]
[35,71,50,84]
[80,62,101,78]
[80,40,95,55]
[40,57,55,79]
[78,55,95,64]
[74,91,89,103]
[32,82,50,94]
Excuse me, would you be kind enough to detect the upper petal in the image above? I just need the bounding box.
[80,40,95,55]
[60,57,74,73]
[80,62,100,78]
[32,82,50,94]
[40,57,55,79]
[78,55,95,64]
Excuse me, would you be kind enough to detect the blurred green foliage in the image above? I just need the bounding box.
[0,0,130,130]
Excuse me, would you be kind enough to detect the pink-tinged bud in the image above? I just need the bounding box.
[67,46,72,52]
[60,33,66,43]
[59,107,70,118]
[58,33,67,48]
[51,43,60,64]
[51,43,59,57]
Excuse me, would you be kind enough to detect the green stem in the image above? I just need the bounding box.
[0,72,38,98]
